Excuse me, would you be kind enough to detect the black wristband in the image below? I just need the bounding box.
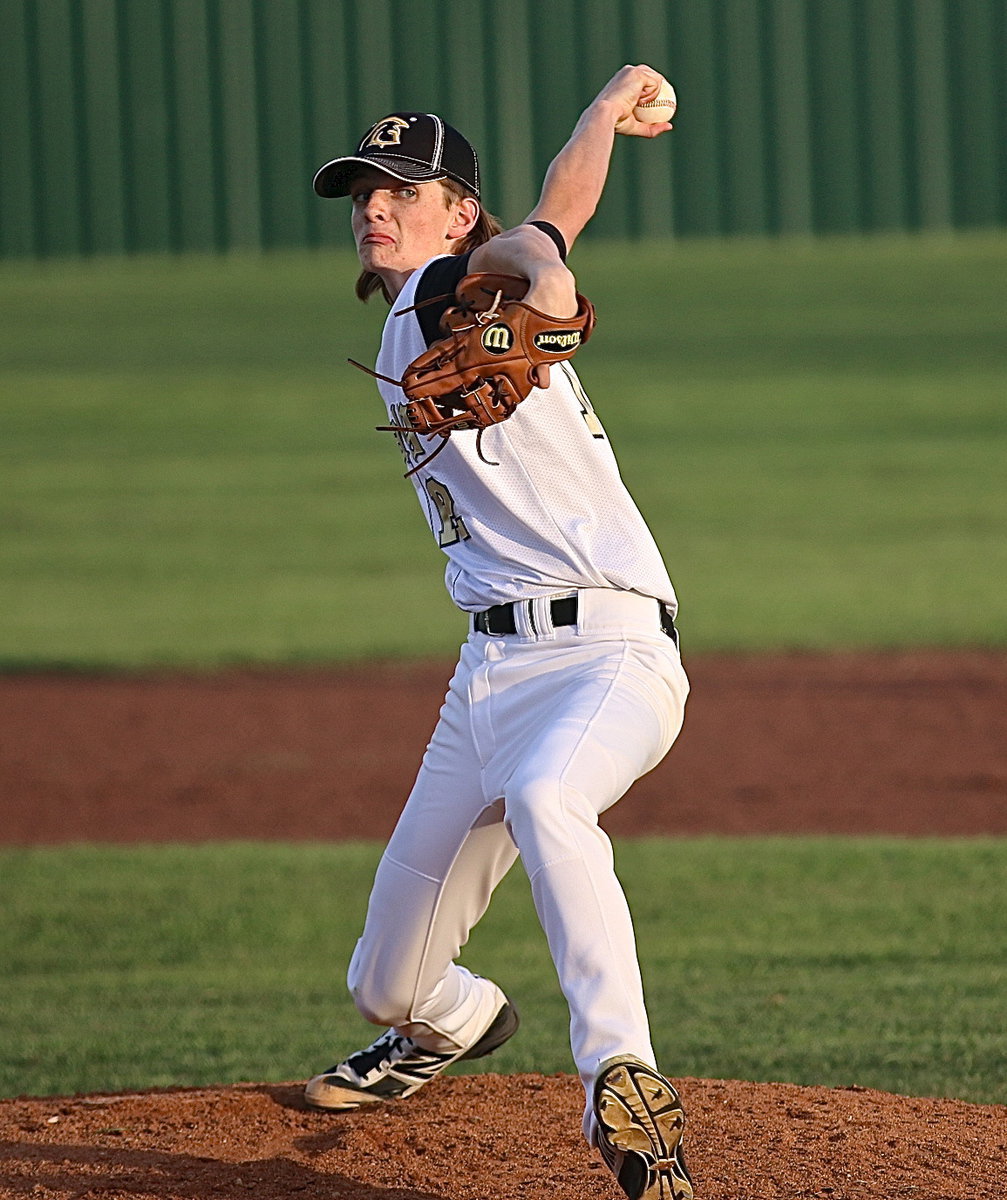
[527,220,568,262]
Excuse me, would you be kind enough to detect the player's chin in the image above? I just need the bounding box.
[357,241,397,271]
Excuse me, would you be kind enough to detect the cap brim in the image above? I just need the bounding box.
[313,155,446,198]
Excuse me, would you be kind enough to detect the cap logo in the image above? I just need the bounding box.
[481,323,513,354]
[364,117,410,149]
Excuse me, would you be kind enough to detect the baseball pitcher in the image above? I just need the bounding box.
[305,65,694,1200]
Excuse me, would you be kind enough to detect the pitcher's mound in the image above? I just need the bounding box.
[2,1072,1004,1199]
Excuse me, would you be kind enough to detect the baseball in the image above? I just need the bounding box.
[633,78,677,124]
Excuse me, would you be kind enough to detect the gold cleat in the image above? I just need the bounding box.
[593,1056,694,1200]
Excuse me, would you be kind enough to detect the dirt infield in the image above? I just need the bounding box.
[3,1074,1006,1200]
[2,649,1006,1198]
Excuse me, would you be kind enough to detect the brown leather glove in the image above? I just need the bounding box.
[369,274,595,465]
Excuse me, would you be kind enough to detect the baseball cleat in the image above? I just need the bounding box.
[593,1055,694,1200]
[304,996,519,1110]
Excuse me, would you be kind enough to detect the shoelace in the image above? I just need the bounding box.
[344,1032,410,1078]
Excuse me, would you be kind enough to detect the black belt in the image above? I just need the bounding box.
[473,596,678,646]
[473,596,578,635]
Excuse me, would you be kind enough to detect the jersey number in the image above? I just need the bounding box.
[425,478,470,546]
[389,401,425,466]
[560,361,606,438]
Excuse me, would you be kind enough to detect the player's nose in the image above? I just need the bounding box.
[362,190,391,219]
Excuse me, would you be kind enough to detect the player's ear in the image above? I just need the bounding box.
[448,196,480,241]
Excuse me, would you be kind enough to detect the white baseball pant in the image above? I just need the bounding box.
[346,588,689,1129]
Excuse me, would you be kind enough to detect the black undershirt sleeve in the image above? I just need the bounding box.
[412,222,568,348]
[414,252,473,347]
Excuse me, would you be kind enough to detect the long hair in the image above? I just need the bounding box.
[355,179,504,304]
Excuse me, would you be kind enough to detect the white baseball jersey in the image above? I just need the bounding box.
[373,254,679,615]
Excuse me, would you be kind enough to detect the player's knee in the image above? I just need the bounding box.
[504,775,596,850]
[504,775,554,829]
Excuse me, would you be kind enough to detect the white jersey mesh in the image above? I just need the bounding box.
[374,257,678,615]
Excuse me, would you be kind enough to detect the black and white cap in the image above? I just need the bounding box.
[313,112,480,199]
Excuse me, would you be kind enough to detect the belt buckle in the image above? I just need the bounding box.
[477,603,513,636]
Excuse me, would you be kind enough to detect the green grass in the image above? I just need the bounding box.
[1,233,1005,667]
[2,839,1004,1104]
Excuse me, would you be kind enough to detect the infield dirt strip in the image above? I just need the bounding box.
[2,649,1006,1198]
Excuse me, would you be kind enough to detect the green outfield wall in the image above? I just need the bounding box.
[2,0,1005,258]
